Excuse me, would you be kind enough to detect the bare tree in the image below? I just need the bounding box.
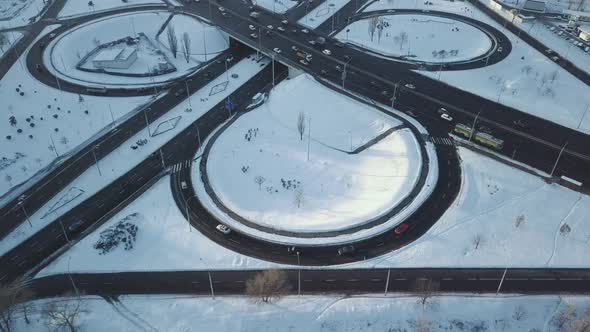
[297,112,306,141]
[181,32,191,63]
[549,69,559,83]
[552,303,576,331]
[399,31,408,50]
[368,16,379,42]
[414,278,439,308]
[254,176,265,190]
[573,313,590,332]
[4,175,12,187]
[515,214,525,229]
[43,293,87,332]
[245,270,290,303]
[294,189,304,208]
[0,278,34,332]
[512,305,527,321]
[166,25,178,58]
[472,233,482,250]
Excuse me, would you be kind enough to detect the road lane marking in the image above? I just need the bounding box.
[370,279,382,282]
[347,279,359,282]
[324,279,336,282]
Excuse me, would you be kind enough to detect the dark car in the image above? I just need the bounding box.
[337,245,355,256]
[174,90,184,97]
[394,223,409,235]
[287,246,302,254]
[35,64,43,72]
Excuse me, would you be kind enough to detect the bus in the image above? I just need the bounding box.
[453,123,473,139]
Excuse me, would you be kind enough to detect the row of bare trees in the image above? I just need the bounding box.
[166,25,192,63]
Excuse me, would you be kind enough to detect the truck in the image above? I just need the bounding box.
[249,11,260,19]
[296,50,312,62]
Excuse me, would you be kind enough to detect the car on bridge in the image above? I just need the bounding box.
[394,223,409,235]
[273,47,281,54]
[404,83,415,89]
[249,25,256,31]
[68,220,84,232]
[322,49,332,56]
[337,245,356,256]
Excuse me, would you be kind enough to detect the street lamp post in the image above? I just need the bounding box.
[550,142,568,177]
[185,79,192,107]
[297,251,301,296]
[17,197,32,228]
[391,83,399,107]
[58,219,71,246]
[469,110,482,142]
[144,107,152,137]
[92,145,102,176]
[577,103,590,129]
[185,196,199,232]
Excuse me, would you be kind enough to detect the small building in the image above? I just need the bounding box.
[92,47,137,70]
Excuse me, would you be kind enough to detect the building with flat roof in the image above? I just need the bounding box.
[92,47,137,70]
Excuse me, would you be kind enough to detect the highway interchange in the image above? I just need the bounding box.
[0,0,590,299]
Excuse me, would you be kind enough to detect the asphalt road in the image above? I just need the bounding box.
[186,0,590,190]
[26,268,590,299]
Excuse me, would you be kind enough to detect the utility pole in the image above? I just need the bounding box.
[108,104,115,125]
[17,197,31,228]
[297,251,301,296]
[384,269,391,295]
[144,107,151,137]
[391,83,399,107]
[307,117,311,162]
[59,219,71,246]
[159,148,166,169]
[469,110,482,142]
[185,79,192,107]
[92,146,101,176]
[208,271,215,299]
[496,268,508,295]
[577,103,589,129]
[196,125,202,152]
[68,257,80,298]
[550,142,568,177]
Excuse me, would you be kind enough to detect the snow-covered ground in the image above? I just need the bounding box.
[0,26,152,199]
[0,31,23,58]
[194,75,437,246]
[11,294,590,332]
[205,74,422,234]
[45,11,229,87]
[58,0,164,18]
[298,0,351,29]
[3,55,269,260]
[253,0,299,14]
[363,0,590,133]
[0,0,45,29]
[336,14,493,62]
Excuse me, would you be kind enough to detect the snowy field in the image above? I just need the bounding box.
[58,0,164,18]
[336,14,493,62]
[3,56,269,261]
[363,0,590,133]
[0,31,23,58]
[0,0,45,29]
[10,294,590,332]
[39,144,590,275]
[205,74,422,234]
[253,0,299,14]
[45,11,229,87]
[0,26,152,199]
[298,0,351,29]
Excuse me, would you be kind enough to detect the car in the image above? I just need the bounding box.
[551,56,560,62]
[513,119,527,128]
[291,45,299,52]
[404,83,415,89]
[497,46,503,52]
[35,64,43,72]
[39,42,45,49]
[273,47,282,53]
[277,26,285,32]
[320,69,328,75]
[370,81,379,87]
[216,224,231,234]
[437,107,447,114]
[343,55,351,61]
[337,245,356,256]
[440,113,453,122]
[267,24,273,30]
[250,33,258,39]
[301,28,309,34]
[308,40,316,46]
[249,24,256,31]
[181,181,188,189]
[49,32,57,39]
[334,42,344,48]
[174,90,184,97]
[335,65,343,72]
[281,19,288,25]
[218,6,225,12]
[299,59,309,66]
[322,49,331,55]
[68,220,84,232]
[287,246,301,254]
[291,28,298,33]
[394,223,409,235]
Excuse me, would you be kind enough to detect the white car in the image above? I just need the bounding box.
[322,49,331,55]
[440,113,453,122]
[404,83,415,89]
[277,26,285,32]
[267,25,273,30]
[218,6,225,12]
[299,59,309,66]
[216,224,231,234]
[301,28,309,34]
[181,181,188,190]
[273,47,282,53]
[249,24,256,31]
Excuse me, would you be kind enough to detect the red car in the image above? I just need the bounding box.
[394,223,409,235]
